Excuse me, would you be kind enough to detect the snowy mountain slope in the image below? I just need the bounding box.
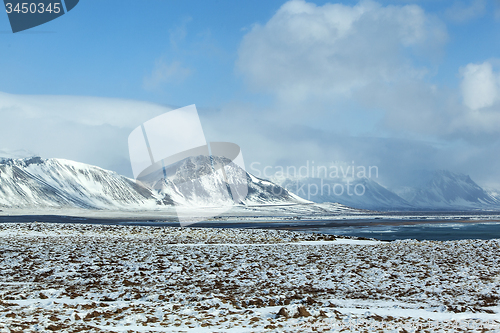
[277,171,500,211]
[279,177,412,210]
[397,170,500,210]
[485,187,500,203]
[0,157,164,209]
[4,155,494,212]
[138,155,309,207]
[0,155,306,210]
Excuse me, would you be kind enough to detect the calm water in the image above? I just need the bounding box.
[293,222,500,241]
[2,215,500,241]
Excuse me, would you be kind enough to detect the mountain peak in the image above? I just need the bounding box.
[433,170,471,181]
[402,170,497,209]
[0,155,304,210]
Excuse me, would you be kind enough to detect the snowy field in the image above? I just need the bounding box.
[2,203,500,224]
[1,223,499,332]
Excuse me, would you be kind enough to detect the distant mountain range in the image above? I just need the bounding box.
[277,170,500,211]
[0,154,498,212]
[280,177,412,211]
[0,155,307,210]
[395,170,499,210]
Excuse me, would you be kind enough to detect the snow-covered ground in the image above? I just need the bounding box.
[3,203,500,224]
[1,223,499,332]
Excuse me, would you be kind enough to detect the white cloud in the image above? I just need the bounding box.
[235,0,500,139]
[0,92,172,128]
[169,16,192,50]
[0,92,173,177]
[143,58,192,90]
[143,16,194,91]
[237,0,447,103]
[445,0,486,23]
[460,61,499,110]
[229,0,500,187]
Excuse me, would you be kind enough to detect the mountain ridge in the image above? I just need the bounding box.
[1,154,498,212]
[396,170,499,210]
[275,170,500,211]
[0,155,307,210]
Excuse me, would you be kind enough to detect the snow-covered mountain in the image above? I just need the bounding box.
[279,177,412,211]
[485,187,500,203]
[0,157,163,209]
[138,155,308,207]
[396,170,500,210]
[2,154,497,212]
[0,155,305,210]
[277,171,500,211]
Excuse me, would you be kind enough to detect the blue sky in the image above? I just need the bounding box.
[1,0,500,188]
[1,0,496,105]
[0,0,287,106]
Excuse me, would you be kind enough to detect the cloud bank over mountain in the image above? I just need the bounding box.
[0,92,173,178]
[227,0,500,188]
[2,0,500,191]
